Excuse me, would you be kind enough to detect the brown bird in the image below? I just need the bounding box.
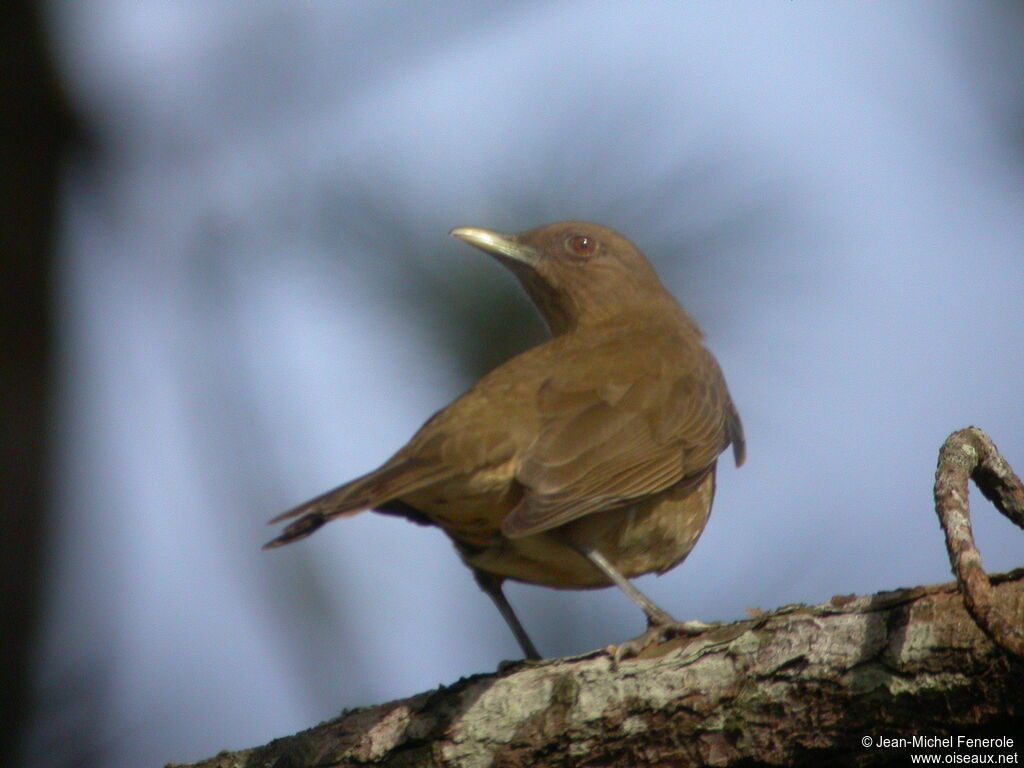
[265,222,744,661]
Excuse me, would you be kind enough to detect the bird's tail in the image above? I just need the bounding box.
[262,459,442,549]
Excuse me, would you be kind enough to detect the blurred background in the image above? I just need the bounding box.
[4,1,1023,765]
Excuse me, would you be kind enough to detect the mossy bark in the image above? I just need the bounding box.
[172,570,1024,768]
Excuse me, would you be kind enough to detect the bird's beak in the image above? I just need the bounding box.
[449,227,539,267]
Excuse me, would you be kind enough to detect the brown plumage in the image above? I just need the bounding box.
[265,222,744,660]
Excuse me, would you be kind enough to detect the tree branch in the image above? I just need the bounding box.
[935,426,1024,657]
[174,429,1024,767]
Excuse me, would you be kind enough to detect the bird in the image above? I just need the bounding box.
[265,221,745,661]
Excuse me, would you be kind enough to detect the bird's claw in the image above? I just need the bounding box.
[608,620,715,665]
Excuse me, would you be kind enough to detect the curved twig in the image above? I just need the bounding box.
[934,426,1024,657]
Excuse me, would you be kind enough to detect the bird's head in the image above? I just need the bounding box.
[450,221,679,336]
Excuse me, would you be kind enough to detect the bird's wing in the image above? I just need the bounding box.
[503,346,734,538]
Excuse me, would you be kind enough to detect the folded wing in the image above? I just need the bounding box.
[502,344,739,538]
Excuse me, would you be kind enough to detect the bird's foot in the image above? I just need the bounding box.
[607,619,715,665]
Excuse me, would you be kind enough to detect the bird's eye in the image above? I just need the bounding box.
[567,235,597,259]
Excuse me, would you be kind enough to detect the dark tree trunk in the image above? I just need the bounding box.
[0,2,75,764]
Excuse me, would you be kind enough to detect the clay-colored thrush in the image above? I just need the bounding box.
[266,222,745,660]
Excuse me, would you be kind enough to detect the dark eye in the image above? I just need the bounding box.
[567,235,597,258]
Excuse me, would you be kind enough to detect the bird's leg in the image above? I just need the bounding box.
[577,546,677,624]
[473,569,541,660]
[572,544,713,662]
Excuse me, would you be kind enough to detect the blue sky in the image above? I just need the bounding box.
[27,3,1024,765]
